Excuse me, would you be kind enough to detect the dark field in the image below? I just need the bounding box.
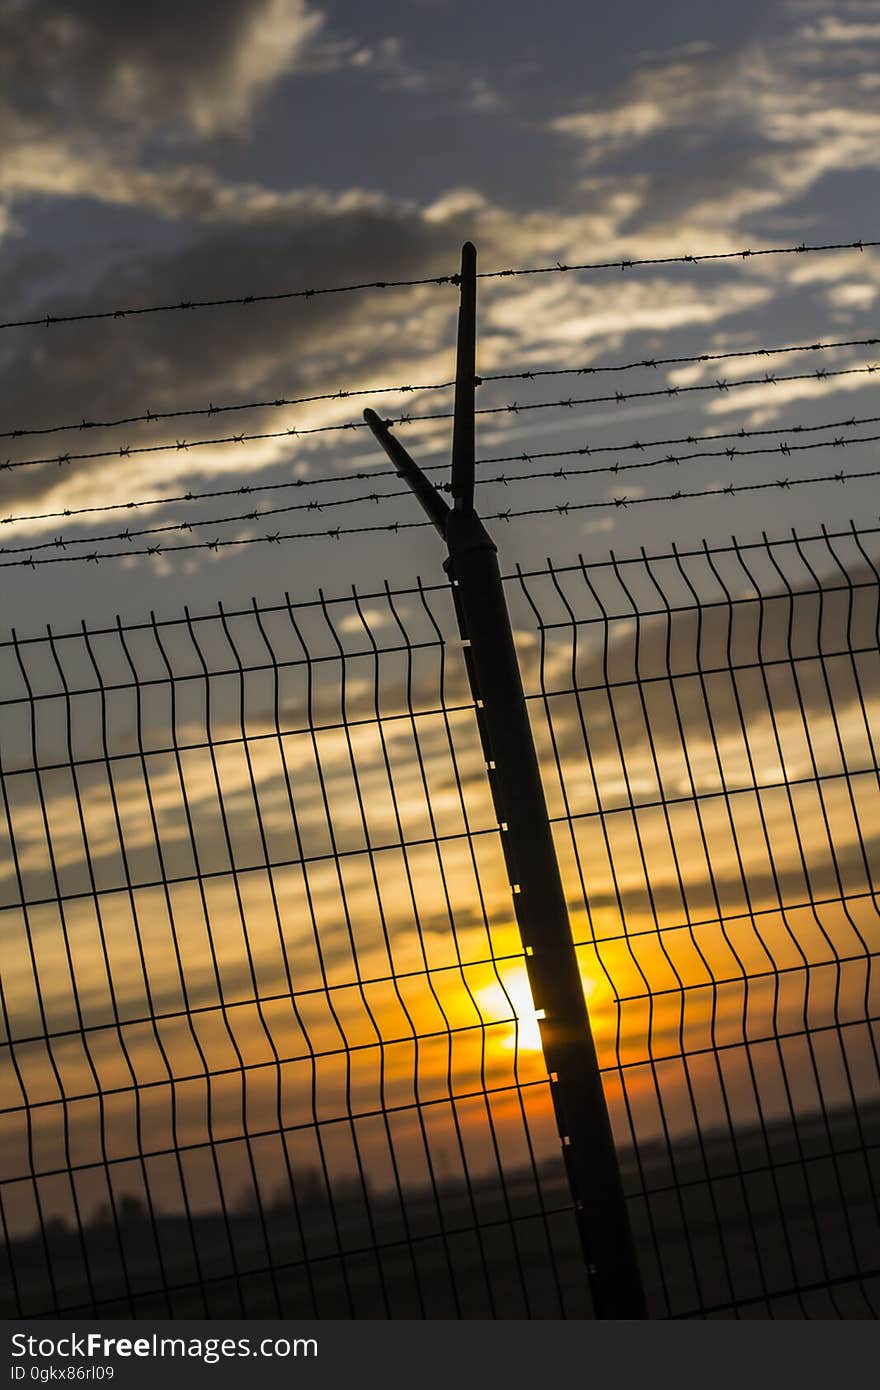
[4,1098,878,1321]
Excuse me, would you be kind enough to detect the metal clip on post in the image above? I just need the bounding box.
[364,241,647,1319]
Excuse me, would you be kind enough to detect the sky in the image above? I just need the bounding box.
[1,0,880,633]
[1,1,879,1295]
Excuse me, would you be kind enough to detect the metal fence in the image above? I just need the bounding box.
[1,523,878,1319]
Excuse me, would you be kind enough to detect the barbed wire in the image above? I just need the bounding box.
[0,271,460,332]
[476,239,878,280]
[0,487,407,555]
[4,410,879,529]
[4,427,879,558]
[3,332,877,445]
[2,238,875,333]
[4,464,880,570]
[4,362,876,477]
[466,424,880,491]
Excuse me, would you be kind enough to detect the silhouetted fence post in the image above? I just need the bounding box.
[365,242,647,1318]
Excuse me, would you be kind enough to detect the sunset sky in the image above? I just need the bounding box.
[1,0,879,1319]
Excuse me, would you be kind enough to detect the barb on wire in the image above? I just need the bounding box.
[4,465,880,569]
[478,239,878,280]
[3,333,877,445]
[464,426,880,491]
[4,362,876,477]
[2,238,875,333]
[3,410,879,530]
[6,428,880,554]
[0,271,460,332]
[481,465,880,518]
[0,487,410,556]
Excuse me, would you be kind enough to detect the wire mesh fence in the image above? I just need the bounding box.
[0,524,878,1319]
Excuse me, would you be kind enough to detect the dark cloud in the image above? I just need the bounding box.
[0,191,472,513]
[0,0,325,144]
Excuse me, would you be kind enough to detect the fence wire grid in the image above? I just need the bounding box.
[0,524,878,1320]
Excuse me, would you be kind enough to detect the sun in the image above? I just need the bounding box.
[474,965,544,1052]
[474,961,598,1054]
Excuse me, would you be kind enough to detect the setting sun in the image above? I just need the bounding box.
[475,964,596,1053]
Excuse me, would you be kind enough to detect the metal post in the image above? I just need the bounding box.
[365,243,647,1319]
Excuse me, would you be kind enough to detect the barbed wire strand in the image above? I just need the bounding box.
[2,239,875,333]
[4,362,876,477]
[4,426,879,557]
[477,239,878,280]
[460,424,880,492]
[4,464,880,569]
[3,333,877,444]
[4,410,879,529]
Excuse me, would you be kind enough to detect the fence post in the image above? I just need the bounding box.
[365,242,646,1318]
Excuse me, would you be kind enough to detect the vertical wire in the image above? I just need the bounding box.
[352,581,563,1316]
[315,588,429,1316]
[704,541,845,1315]
[381,581,508,1314]
[281,595,394,1317]
[795,528,880,1167]
[513,562,658,1310]
[10,629,123,1315]
[180,606,285,1316]
[758,534,878,1285]
[790,530,880,1019]
[146,613,251,1316]
[115,615,239,1315]
[822,526,880,1098]
[0,871,61,1315]
[571,554,701,1313]
[215,602,320,1316]
[609,551,741,1306]
[347,586,466,1313]
[381,575,566,1317]
[696,539,832,1316]
[416,577,539,1318]
[443,573,556,1316]
[0,1187,24,1315]
[248,598,356,1316]
[666,542,810,1309]
[80,621,209,1315]
[44,624,172,1314]
[0,707,63,1316]
[736,535,863,1300]
[635,548,775,1306]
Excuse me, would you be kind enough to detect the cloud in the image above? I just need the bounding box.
[0,181,788,531]
[550,5,880,243]
[0,0,325,142]
[0,0,335,229]
[3,1,880,552]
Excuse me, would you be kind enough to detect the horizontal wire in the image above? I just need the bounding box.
[4,410,878,529]
[3,362,876,476]
[9,1198,579,1321]
[1,939,527,1049]
[1,570,868,680]
[0,270,461,332]
[0,1069,554,1169]
[0,754,870,919]
[6,426,880,558]
[471,423,880,491]
[0,521,869,644]
[3,332,876,445]
[3,465,880,568]
[670,1267,880,1320]
[477,238,879,280]
[3,1008,872,1136]
[2,238,875,332]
